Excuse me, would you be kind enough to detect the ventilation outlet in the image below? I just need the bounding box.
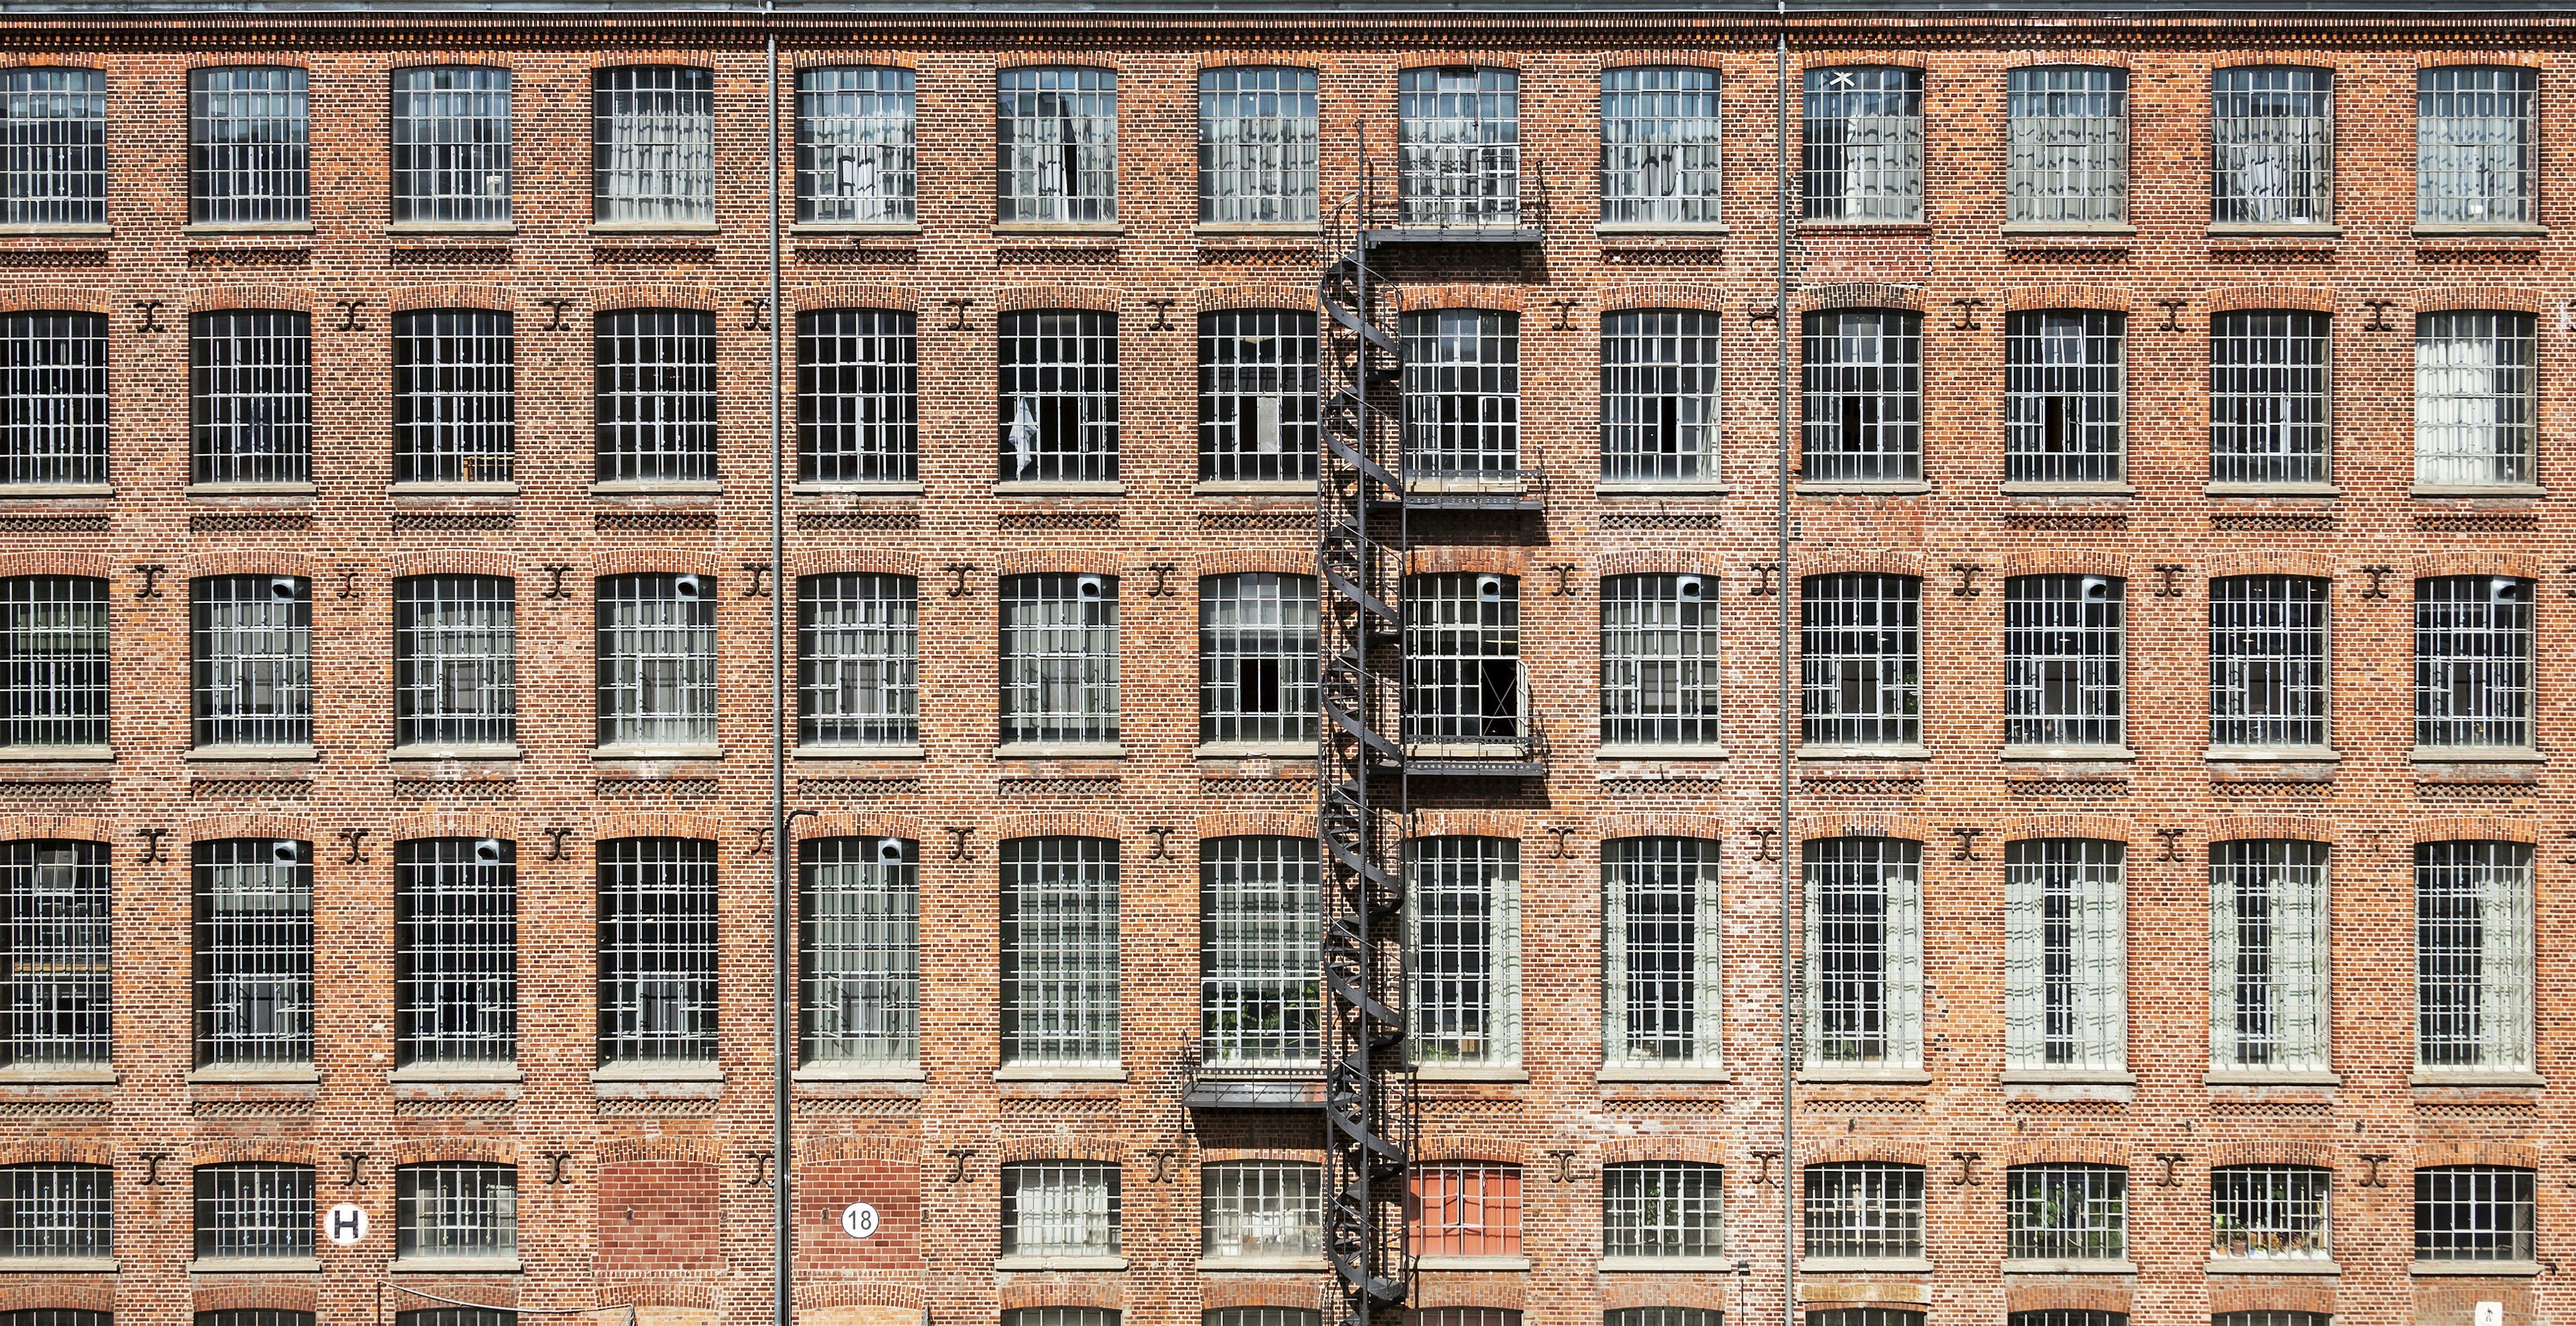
[272,840,303,865]
[474,838,504,865]
[1076,575,1106,601]
[1676,575,1705,603]
[2491,577,2526,604]
[877,838,907,866]
[2080,575,2112,601]
[675,574,704,600]
[1477,575,1505,602]
[268,577,299,602]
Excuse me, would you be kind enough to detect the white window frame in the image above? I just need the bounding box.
[1602,1161,1722,1260]
[395,1162,515,1262]
[2212,67,2332,226]
[0,1162,109,1262]
[1601,837,1721,1070]
[1,68,106,229]
[1000,573,1118,748]
[393,836,517,1068]
[1000,310,1119,483]
[1198,67,1318,227]
[1199,836,1321,1070]
[998,67,1117,225]
[1199,573,1319,750]
[189,66,307,226]
[1803,66,1923,223]
[193,838,312,1069]
[1398,67,1519,229]
[2414,1165,2535,1265]
[1601,574,1721,751]
[191,309,312,486]
[1002,1160,1120,1257]
[191,575,310,752]
[1200,1159,1321,1260]
[1802,837,1921,1070]
[2208,575,2330,754]
[2004,310,2125,485]
[1407,836,1520,1069]
[797,66,916,227]
[1801,309,1923,485]
[2003,574,2125,753]
[798,307,918,485]
[1402,309,1521,482]
[2006,66,2128,226]
[390,66,511,227]
[2414,311,2536,489]
[1408,1162,1522,1258]
[2002,838,2126,1074]
[2211,1164,2330,1262]
[592,66,713,227]
[2415,840,2534,1076]
[798,572,918,751]
[2209,311,2330,488]
[2418,67,2536,226]
[0,311,109,486]
[594,572,717,753]
[0,575,109,752]
[0,840,110,1070]
[594,307,717,484]
[1600,309,1721,486]
[1199,309,1319,485]
[1000,836,1120,1069]
[393,574,516,753]
[2207,840,2331,1076]
[392,308,515,485]
[2004,1164,2127,1264]
[1801,573,1921,751]
[2414,575,2533,752]
[594,836,719,1067]
[1801,1162,1924,1260]
[1601,67,1721,228]
[800,836,920,1068]
[1405,573,1523,749]
[193,1162,313,1264]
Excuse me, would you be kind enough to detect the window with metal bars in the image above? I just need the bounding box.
[1403,309,1519,481]
[1199,68,1317,225]
[394,837,515,1067]
[1807,1315,1919,1326]
[1409,1162,1521,1257]
[1002,1160,1119,1256]
[397,1311,514,1326]
[1801,1162,1923,1260]
[2210,312,2329,486]
[1803,838,1921,1070]
[2003,838,2126,1072]
[0,577,105,751]
[1210,1312,1320,1326]
[595,838,716,1066]
[1200,1160,1321,1259]
[1,69,105,229]
[391,67,510,226]
[2212,1315,2330,1326]
[1602,837,1721,1069]
[2209,576,2328,752]
[2416,840,2533,1074]
[1000,311,1118,482]
[394,575,515,752]
[798,67,915,226]
[188,577,305,724]
[1601,310,1719,484]
[2208,840,2331,1074]
[1199,310,1318,484]
[800,836,918,1067]
[191,310,310,486]
[2008,1315,2125,1326]
[1803,67,1923,222]
[2005,311,2125,484]
[0,1164,107,1260]
[594,308,716,483]
[1601,68,1720,227]
[1399,68,1518,228]
[2212,68,2331,225]
[1409,837,1519,1067]
[2414,576,2532,751]
[593,67,711,226]
[2,1311,112,1326]
[395,1162,513,1261]
[1000,574,1118,747]
[2415,311,2536,487]
[0,313,107,486]
[2418,68,2534,225]
[998,68,1116,225]
[2006,1164,2127,1262]
[798,573,917,749]
[2007,67,2127,225]
[2004,575,2125,751]
[189,68,306,225]
[1407,573,1521,747]
[798,309,917,484]
[1801,575,1919,750]
[393,309,514,484]
[1000,836,1119,1068]
[2415,1165,2534,1264]
[1199,573,1318,749]
[0,840,108,1070]
[1601,574,1721,749]
[193,1166,313,1265]
[1409,1314,1520,1326]
[1006,1314,1115,1326]
[1603,1162,1721,1260]
[1801,310,1921,485]
[193,839,310,1068]
[1200,836,1320,1068]
[595,573,716,751]
[1605,1311,1721,1326]
[2211,1164,2330,1261]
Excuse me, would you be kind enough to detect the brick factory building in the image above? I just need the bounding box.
[0,2,2570,1325]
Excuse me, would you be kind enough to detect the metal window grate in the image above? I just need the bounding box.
[1199,68,1317,225]
[190,68,306,225]
[798,309,918,484]
[1803,838,1922,1068]
[193,839,311,1068]
[1803,66,1922,221]
[2004,575,2125,750]
[0,840,109,1070]
[2003,839,2125,1071]
[2416,840,2534,1072]
[0,312,108,485]
[1000,574,1118,746]
[1199,309,1319,484]
[1409,1163,1521,1257]
[2210,311,2330,486]
[1801,310,1921,484]
[2212,1315,2330,1326]
[1211,1313,1320,1326]
[1000,311,1118,482]
[2418,67,2534,225]
[1807,1316,1919,1326]
[1006,1313,1116,1326]
[2208,840,2331,1073]
[2010,1316,2125,1326]
[1601,574,1721,749]
[203,1317,315,1326]
[193,1163,313,1261]
[2213,68,2330,225]
[800,836,918,1066]
[1,68,105,228]
[2007,66,2127,225]
[1607,1311,1722,1326]
[394,837,516,1066]
[1199,836,1320,1068]
[593,67,712,225]
[2212,1164,2330,1260]
[2005,311,2125,484]
[798,67,915,225]
[2006,1164,2127,1261]
[391,67,511,225]
[1602,837,1721,1068]
[1802,1162,1924,1260]
[1199,573,1318,747]
[2414,576,2532,750]
[393,309,515,484]
[1002,1160,1120,1256]
[1602,310,1720,484]
[398,1312,516,1326]
[1801,573,1920,749]
[595,837,718,1065]
[394,575,516,751]
[1201,1159,1322,1258]
[2209,576,2328,751]
[1408,837,1520,1067]
[2415,1165,2534,1263]
[1409,1314,1521,1326]
[0,1164,108,1260]
[0,577,106,750]
[594,308,716,482]
[798,573,918,749]
[396,1162,513,1260]
[1601,68,1721,227]
[3,1312,111,1326]
[1399,68,1518,228]
[1407,573,1522,747]
[2415,311,2536,487]
[596,573,716,750]
[191,310,311,486]
[1603,1162,1721,1259]
[1000,836,1119,1067]
[998,68,1116,224]
[1402,309,1520,480]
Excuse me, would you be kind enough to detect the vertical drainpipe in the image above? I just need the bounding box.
[769,25,793,1326]
[1774,15,1796,1326]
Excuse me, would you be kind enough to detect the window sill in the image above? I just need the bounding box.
[0,224,111,237]
[187,1065,317,1085]
[390,744,519,763]
[387,1256,523,1275]
[1196,742,1313,759]
[1796,745,1929,763]
[1415,1256,1532,1273]
[1596,745,1727,763]
[991,223,1122,237]
[1797,1066,1929,1085]
[1599,481,1731,497]
[590,1061,722,1083]
[994,1064,1125,1082]
[1799,480,1929,496]
[1998,222,2135,237]
[794,481,922,497]
[2205,482,2339,498]
[2000,746,2134,763]
[0,1066,113,1085]
[186,482,314,498]
[1999,1068,2134,1085]
[2208,1258,2338,1276]
[790,222,920,235]
[182,223,313,236]
[1415,1064,1527,1083]
[994,480,1124,496]
[2002,1259,2135,1276]
[0,484,112,499]
[2207,1068,2339,1087]
[0,747,111,764]
[1197,1255,1329,1272]
[1195,480,1318,496]
[2205,747,2338,765]
[2206,223,2340,237]
[186,745,317,765]
[1799,219,1930,231]
[0,1256,118,1273]
[793,743,924,761]
[1192,223,1320,236]
[588,222,718,235]
[389,481,518,498]
[2413,484,2546,499]
[2412,223,2548,238]
[2409,748,2544,766]
[387,1062,521,1085]
[1597,1064,1728,1083]
[1595,223,1730,236]
[1799,1257,1931,1275]
[2412,1069,2544,1089]
[594,745,724,762]
[2413,1260,2542,1278]
[2001,481,2133,498]
[996,742,1123,760]
[996,1255,1126,1272]
[387,221,517,235]
[795,1062,924,1083]
[590,480,720,497]
[190,1257,319,1274]
[1599,1256,1736,1272]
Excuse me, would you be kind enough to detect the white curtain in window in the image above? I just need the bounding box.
[1801,838,1921,1069]
[2003,840,2126,1072]
[2208,842,2331,1074]
[2416,325,2504,485]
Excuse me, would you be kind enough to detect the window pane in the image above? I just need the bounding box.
[594,308,717,482]
[2418,67,2534,225]
[193,1163,313,1261]
[2415,840,2534,1072]
[0,312,109,486]
[1399,68,1518,227]
[1000,311,1118,483]
[191,576,311,749]
[2007,66,2127,225]
[1,68,107,228]
[2002,839,2125,1071]
[1601,574,1720,748]
[798,309,918,484]
[594,67,712,225]
[393,309,515,484]
[1603,1162,1721,1258]
[799,573,917,748]
[801,836,918,1066]
[1409,838,1519,1066]
[0,1163,109,1260]
[1199,836,1320,1067]
[2212,1165,2330,1260]
[595,573,718,749]
[594,837,718,1064]
[2005,311,2125,484]
[1802,1162,1923,1259]
[0,577,107,750]
[1803,838,1921,1068]
[1801,309,1921,484]
[1000,574,1118,746]
[1403,310,1519,480]
[2414,1165,2534,1263]
[1201,1160,1321,1258]
[2005,1164,2127,1261]
[193,840,313,1068]
[1602,310,1720,484]
[190,68,307,225]
[1602,837,1721,1068]
[2207,840,2331,1074]
[1803,67,1923,222]
[2209,311,2328,486]
[1201,573,1318,747]
[394,836,516,1066]
[1199,68,1317,225]
[1801,574,1919,749]
[1003,1161,1120,1256]
[395,575,516,751]
[2414,576,2532,750]
[396,1162,515,1260]
[392,67,511,226]
[191,310,311,486]
[2415,311,2536,487]
[1199,309,1318,484]
[1000,837,1120,1067]
[1601,68,1720,227]
[1407,1162,1521,1257]
[2212,68,2331,225]
[1406,573,1522,746]
[798,67,915,225]
[0,840,109,1070]
[999,68,1116,224]
[2208,576,2328,751]
[2004,575,2126,749]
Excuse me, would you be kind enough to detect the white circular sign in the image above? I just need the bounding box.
[840,1201,880,1240]
[325,1204,370,1246]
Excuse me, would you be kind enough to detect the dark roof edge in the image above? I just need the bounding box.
[0,1,2570,13]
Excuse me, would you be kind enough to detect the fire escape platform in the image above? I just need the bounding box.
[1181,1074,1327,1111]
[1361,227,1544,246]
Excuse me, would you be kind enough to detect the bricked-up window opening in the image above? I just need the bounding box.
[1199,573,1319,748]
[595,573,716,751]
[2,1311,112,1326]
[1200,836,1321,1068]
[1601,311,1720,484]
[1605,1311,1721,1326]
[1801,1162,1925,1260]
[191,310,311,486]
[2006,1164,2127,1262]
[193,839,311,1068]
[392,309,515,485]
[2211,1164,2330,1261]
[396,1311,514,1326]
[798,66,915,226]
[2207,840,2330,1074]
[1801,574,1920,750]
[1803,838,1922,1070]
[2212,1315,2331,1326]
[0,1164,107,1260]
[391,67,510,226]
[1199,310,1319,484]
[1199,68,1318,225]
[1803,66,1923,222]
[1601,68,1721,227]
[191,577,309,751]
[2414,576,2532,750]
[1209,1313,1321,1326]
[1408,836,1520,1067]
[1406,573,1521,747]
[2004,311,2124,484]
[0,841,108,1070]
[2415,840,2534,1073]
[595,836,717,1066]
[1409,1163,1521,1257]
[1000,574,1118,746]
[2004,575,2125,751]
[2003,838,2126,1072]
[394,837,516,1067]
[998,67,1116,225]
[1002,1160,1120,1256]
[193,1163,313,1262]
[2418,67,2535,225]
[800,836,918,1067]
[2212,68,2331,225]
[189,68,306,225]
[1000,836,1119,1067]
[1601,574,1721,749]
[1000,311,1118,483]
[0,313,107,486]
[1800,309,1921,485]
[2416,1165,2536,1264]
[2415,311,2536,488]
[1201,1160,1322,1258]
[396,1162,514,1261]
[1603,1162,1722,1259]
[798,309,918,484]
[2006,67,2127,225]
[0,577,105,751]
[592,66,712,226]
[1399,68,1518,228]
[1402,309,1519,481]
[394,575,515,752]
[594,308,716,483]
[2208,576,2328,752]
[1602,837,1721,1069]
[2209,312,2329,487]
[2007,1315,2125,1326]
[1,69,105,229]
[798,573,918,749]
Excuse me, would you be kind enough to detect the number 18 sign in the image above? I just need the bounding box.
[840,1201,879,1240]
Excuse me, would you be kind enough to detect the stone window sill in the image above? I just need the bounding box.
[1597,745,1726,763]
[588,221,718,235]
[1799,480,1929,496]
[2205,747,2337,764]
[1596,223,1729,236]
[1600,1255,1736,1272]
[386,1256,523,1274]
[2413,223,2547,238]
[187,1065,317,1085]
[183,223,313,237]
[0,484,111,499]
[0,1066,113,1085]
[2414,484,2545,499]
[2002,1259,2135,1276]
[0,224,111,237]
[190,1257,319,1274]
[389,481,517,498]
[1797,1066,1929,1085]
[1799,219,1929,231]
[995,480,1123,496]
[1798,1257,1931,1275]
[2001,745,2135,763]
[1597,1064,1727,1083]
[0,747,111,764]
[1416,1256,1532,1272]
[1599,481,1731,497]
[594,745,724,762]
[590,1062,722,1083]
[790,222,920,235]
[387,1061,521,1085]
[794,1062,924,1083]
[1197,1255,1329,1272]
[390,744,519,763]
[186,482,313,498]
[2206,482,2338,498]
[2208,1257,2339,1276]
[1999,222,2135,237]
[795,481,922,496]
[1193,223,1319,236]
[996,1255,1126,1271]
[388,221,515,235]
[186,745,317,765]
[995,1064,1125,1082]
[2000,1068,2134,1085]
[1415,1064,1527,1083]
[2001,481,2133,498]
[0,1256,118,1272]
[2413,1259,2542,1278]
[2412,1069,2544,1089]
[590,480,720,497]
[793,744,924,761]
[1796,745,1929,763]
[1197,742,1311,759]
[996,742,1123,760]
[2205,1069,2340,1087]
[992,223,1122,237]
[1195,480,1317,496]
[2207,223,2340,237]
[2409,748,2543,766]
